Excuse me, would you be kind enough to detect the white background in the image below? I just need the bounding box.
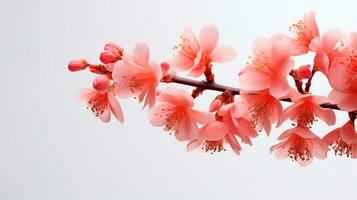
[1,0,357,199]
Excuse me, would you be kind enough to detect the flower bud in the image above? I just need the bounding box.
[68,59,89,72]
[160,62,170,71]
[100,43,123,64]
[93,75,110,91]
[209,98,223,112]
[295,64,312,80]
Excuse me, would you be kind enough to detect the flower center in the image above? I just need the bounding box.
[291,102,316,128]
[248,94,275,131]
[331,138,355,158]
[202,140,225,154]
[174,37,199,60]
[289,20,312,46]
[345,55,357,92]
[121,70,157,94]
[154,107,184,135]
[87,93,108,116]
[287,135,312,162]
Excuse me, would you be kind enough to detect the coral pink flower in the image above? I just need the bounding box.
[288,11,320,55]
[149,87,214,141]
[113,43,162,108]
[270,127,328,166]
[239,89,283,135]
[277,94,336,127]
[170,25,236,77]
[310,28,344,75]
[328,51,357,111]
[78,88,124,123]
[237,37,294,98]
[100,43,124,64]
[323,121,357,158]
[187,121,241,154]
[187,102,258,155]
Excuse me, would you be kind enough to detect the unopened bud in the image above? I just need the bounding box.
[161,62,170,71]
[295,64,312,80]
[93,75,110,91]
[68,59,89,72]
[100,43,124,64]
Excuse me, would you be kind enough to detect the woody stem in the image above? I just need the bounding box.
[305,70,316,92]
[162,74,342,111]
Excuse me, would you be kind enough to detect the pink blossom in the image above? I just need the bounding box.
[237,37,294,98]
[270,127,328,166]
[310,28,345,75]
[100,43,124,64]
[277,94,336,128]
[78,88,124,123]
[323,121,357,158]
[149,87,214,141]
[288,11,320,55]
[112,43,162,108]
[68,59,89,72]
[187,102,258,155]
[170,25,236,77]
[239,89,283,135]
[328,50,357,111]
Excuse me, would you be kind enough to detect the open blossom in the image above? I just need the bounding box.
[149,87,214,141]
[78,88,124,123]
[237,37,294,98]
[100,43,124,64]
[323,121,357,158]
[310,28,345,75]
[288,11,319,55]
[113,43,162,108]
[277,94,336,128]
[187,102,258,155]
[170,25,236,77]
[270,127,328,166]
[239,89,283,135]
[328,49,357,111]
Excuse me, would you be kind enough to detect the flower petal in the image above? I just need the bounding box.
[237,67,271,91]
[340,122,357,144]
[108,93,124,123]
[269,75,290,98]
[323,128,340,145]
[210,45,236,63]
[199,25,219,53]
[131,42,150,67]
[187,109,215,125]
[199,121,228,141]
[313,105,336,126]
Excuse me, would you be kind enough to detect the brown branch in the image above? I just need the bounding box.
[163,75,342,111]
[305,70,316,92]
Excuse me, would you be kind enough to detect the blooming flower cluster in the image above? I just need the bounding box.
[68,12,357,166]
